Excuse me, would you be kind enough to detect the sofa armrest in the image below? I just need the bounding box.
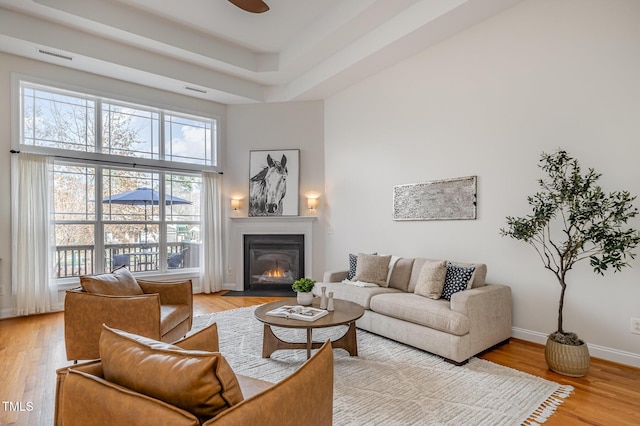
[323,270,348,283]
[58,370,199,426]
[450,284,512,346]
[64,290,162,361]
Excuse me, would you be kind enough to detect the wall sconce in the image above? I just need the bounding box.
[231,198,241,211]
[306,196,319,211]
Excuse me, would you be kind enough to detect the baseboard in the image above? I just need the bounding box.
[512,327,640,369]
[0,303,64,319]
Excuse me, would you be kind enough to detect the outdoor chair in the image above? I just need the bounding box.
[111,253,131,269]
[168,247,189,269]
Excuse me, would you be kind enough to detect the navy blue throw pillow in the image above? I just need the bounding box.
[441,263,475,301]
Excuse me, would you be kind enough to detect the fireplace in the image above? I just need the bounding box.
[244,234,304,291]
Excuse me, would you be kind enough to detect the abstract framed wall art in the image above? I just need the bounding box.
[393,176,477,221]
[248,149,299,216]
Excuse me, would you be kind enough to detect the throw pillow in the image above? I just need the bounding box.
[347,252,377,280]
[80,266,143,296]
[353,253,392,286]
[347,253,358,280]
[100,325,244,421]
[413,260,447,299]
[441,263,476,301]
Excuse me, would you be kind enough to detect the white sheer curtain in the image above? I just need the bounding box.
[199,172,224,293]
[11,153,58,315]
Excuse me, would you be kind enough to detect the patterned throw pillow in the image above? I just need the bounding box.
[347,253,358,280]
[441,263,476,301]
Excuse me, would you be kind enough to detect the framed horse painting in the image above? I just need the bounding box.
[248,149,299,216]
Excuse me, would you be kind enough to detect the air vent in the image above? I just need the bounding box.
[184,86,208,94]
[37,48,73,61]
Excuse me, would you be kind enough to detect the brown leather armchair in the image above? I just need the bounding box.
[55,324,334,426]
[64,278,193,361]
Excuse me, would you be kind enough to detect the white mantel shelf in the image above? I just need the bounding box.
[228,216,316,291]
[229,216,316,222]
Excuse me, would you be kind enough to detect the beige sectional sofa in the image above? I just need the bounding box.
[313,255,512,364]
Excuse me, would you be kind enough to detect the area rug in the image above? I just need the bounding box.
[190,307,573,426]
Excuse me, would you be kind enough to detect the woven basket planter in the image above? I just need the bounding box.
[544,337,590,377]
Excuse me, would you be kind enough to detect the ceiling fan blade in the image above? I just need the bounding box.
[228,0,270,14]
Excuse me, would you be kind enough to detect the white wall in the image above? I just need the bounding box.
[0,52,227,314]
[324,0,640,366]
[224,102,325,287]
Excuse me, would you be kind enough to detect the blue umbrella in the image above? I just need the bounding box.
[102,187,191,206]
[103,187,192,243]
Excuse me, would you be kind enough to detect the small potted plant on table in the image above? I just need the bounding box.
[292,277,316,305]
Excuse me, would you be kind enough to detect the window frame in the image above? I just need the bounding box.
[14,76,221,175]
[13,76,218,287]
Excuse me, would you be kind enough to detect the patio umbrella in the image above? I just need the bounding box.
[102,187,192,243]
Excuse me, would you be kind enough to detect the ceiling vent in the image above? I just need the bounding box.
[184,86,208,94]
[37,48,73,61]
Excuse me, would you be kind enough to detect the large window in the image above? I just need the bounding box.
[19,81,216,280]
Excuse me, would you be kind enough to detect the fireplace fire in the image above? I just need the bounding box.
[244,234,304,291]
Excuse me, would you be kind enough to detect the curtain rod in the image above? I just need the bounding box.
[9,150,223,175]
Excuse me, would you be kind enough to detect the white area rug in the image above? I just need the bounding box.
[191,306,572,426]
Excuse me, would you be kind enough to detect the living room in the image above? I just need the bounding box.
[0,0,639,424]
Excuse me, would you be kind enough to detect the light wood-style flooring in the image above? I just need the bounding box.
[1,292,639,425]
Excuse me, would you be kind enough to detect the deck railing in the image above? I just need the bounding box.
[55,242,199,278]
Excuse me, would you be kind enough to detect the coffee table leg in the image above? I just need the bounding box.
[261,322,358,359]
[262,324,278,358]
[262,324,317,358]
[331,321,359,356]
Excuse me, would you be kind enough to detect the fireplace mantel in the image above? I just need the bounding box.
[229,216,316,291]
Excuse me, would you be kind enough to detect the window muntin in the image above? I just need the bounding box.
[102,102,160,160]
[52,164,202,278]
[165,114,214,166]
[22,87,96,152]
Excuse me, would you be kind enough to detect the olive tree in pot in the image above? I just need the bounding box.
[500,149,639,377]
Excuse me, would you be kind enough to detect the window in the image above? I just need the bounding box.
[19,81,216,280]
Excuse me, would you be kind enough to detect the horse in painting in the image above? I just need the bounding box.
[249,154,288,216]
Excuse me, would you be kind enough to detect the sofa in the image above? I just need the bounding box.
[55,323,334,426]
[64,266,193,361]
[313,253,512,364]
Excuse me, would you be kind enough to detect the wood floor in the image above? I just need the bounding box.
[1,292,639,425]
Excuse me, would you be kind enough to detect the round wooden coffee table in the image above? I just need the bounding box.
[254,298,365,359]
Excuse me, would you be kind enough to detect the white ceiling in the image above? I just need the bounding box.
[0,0,522,104]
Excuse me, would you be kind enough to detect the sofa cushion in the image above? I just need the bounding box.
[312,282,400,309]
[413,260,447,299]
[441,263,476,301]
[369,293,470,336]
[99,325,244,421]
[80,266,144,296]
[388,258,415,291]
[354,253,392,287]
[408,259,487,292]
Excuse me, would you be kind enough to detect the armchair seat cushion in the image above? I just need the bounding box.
[100,326,244,421]
[160,304,191,335]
